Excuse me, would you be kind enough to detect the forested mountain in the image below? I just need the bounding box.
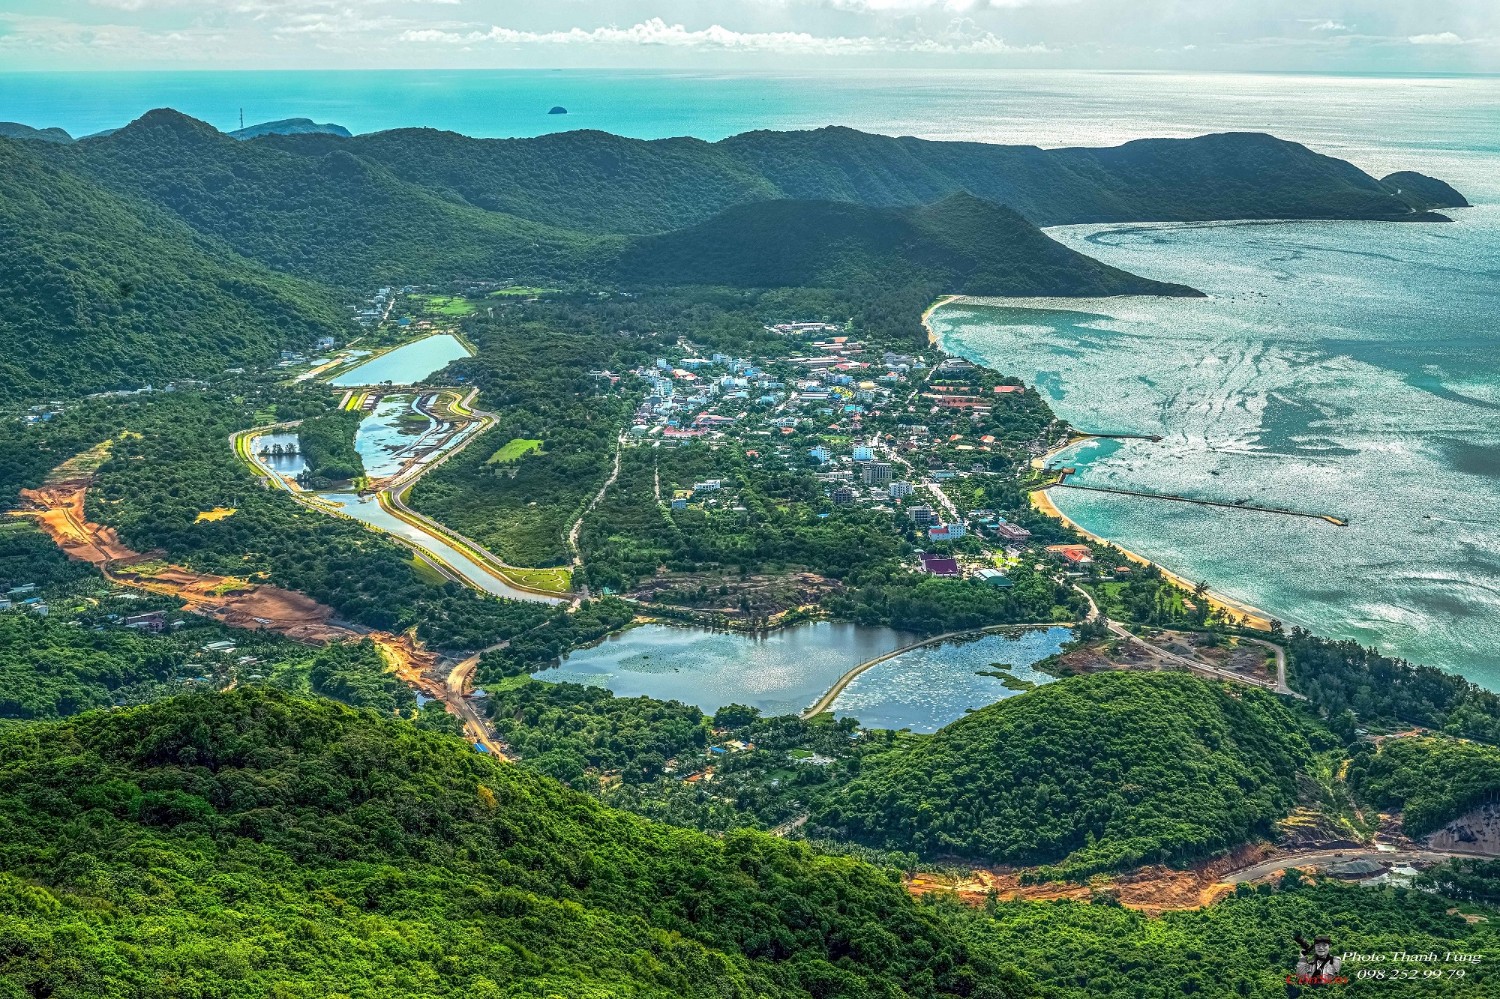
[0,137,346,403]
[818,672,1328,878]
[0,687,1031,998]
[1348,736,1500,837]
[0,121,72,143]
[1,109,1465,406]
[619,194,1201,296]
[259,122,1459,234]
[229,116,352,140]
[54,109,599,289]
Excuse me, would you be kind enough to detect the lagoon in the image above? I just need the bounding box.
[541,621,921,717]
[830,627,1070,733]
[329,334,470,387]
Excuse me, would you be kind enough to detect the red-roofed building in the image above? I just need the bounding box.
[920,554,960,577]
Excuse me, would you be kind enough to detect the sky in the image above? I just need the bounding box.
[0,0,1496,73]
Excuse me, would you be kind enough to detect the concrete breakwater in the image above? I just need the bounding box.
[1047,472,1348,527]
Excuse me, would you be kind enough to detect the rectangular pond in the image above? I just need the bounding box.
[329,334,471,387]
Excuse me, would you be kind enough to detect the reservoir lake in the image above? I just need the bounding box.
[542,621,1071,727]
[329,334,469,387]
[830,627,1070,733]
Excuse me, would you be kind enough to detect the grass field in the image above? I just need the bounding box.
[487,438,544,465]
[410,554,450,586]
[194,507,237,523]
[507,565,572,593]
[417,295,477,317]
[486,286,556,297]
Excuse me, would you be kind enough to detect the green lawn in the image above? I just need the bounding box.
[487,438,545,465]
[487,286,557,297]
[410,554,450,586]
[507,565,572,594]
[416,294,476,317]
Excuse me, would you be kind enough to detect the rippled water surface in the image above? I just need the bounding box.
[831,627,1070,733]
[542,622,921,717]
[936,207,1500,686]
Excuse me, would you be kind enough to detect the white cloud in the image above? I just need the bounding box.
[1408,31,1467,45]
[400,17,1047,54]
[1307,20,1349,32]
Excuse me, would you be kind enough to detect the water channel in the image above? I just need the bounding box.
[246,335,559,603]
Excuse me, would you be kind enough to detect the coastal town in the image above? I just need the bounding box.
[609,322,1057,587]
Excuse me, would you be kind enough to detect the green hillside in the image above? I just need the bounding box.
[293,124,1457,234]
[0,687,1030,999]
[818,672,1326,878]
[617,194,1201,296]
[718,127,1460,224]
[1349,736,1500,837]
[0,137,346,403]
[57,109,602,289]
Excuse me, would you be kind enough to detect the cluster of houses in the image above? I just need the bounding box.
[353,286,403,327]
[612,328,1065,591]
[0,583,47,617]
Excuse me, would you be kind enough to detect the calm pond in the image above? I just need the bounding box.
[329,334,470,387]
[541,621,921,717]
[829,627,1071,733]
[541,621,1072,725]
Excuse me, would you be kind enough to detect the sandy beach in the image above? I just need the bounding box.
[1029,486,1275,631]
[921,294,964,346]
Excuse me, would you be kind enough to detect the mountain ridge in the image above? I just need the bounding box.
[618,193,1202,297]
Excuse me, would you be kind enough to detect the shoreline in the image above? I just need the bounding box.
[921,294,964,346]
[923,295,1275,632]
[1029,486,1274,631]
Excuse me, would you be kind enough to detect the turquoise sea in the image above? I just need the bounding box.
[6,68,1498,687]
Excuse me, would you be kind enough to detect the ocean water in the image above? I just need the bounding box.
[937,205,1500,686]
[2,70,1496,166]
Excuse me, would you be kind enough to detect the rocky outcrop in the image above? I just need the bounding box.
[1425,801,1500,855]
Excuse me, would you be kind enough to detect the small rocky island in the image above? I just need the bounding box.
[548,106,568,115]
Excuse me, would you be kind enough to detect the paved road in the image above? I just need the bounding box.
[1222,847,1482,884]
[570,433,623,567]
[1072,585,1293,694]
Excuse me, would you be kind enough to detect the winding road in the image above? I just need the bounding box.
[569,433,624,570]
